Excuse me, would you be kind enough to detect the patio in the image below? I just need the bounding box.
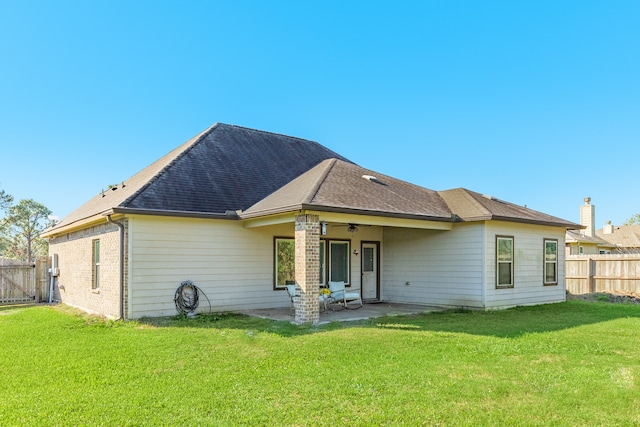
[241,301,445,324]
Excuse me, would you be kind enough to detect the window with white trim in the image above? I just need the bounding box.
[92,239,100,289]
[496,236,514,288]
[544,239,558,285]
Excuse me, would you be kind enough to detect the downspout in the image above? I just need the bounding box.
[106,215,125,320]
[481,222,487,308]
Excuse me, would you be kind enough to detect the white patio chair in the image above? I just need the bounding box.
[289,284,331,313]
[328,281,363,309]
[286,284,297,315]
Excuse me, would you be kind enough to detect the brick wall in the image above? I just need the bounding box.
[49,220,127,319]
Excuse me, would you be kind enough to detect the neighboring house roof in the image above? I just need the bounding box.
[596,225,640,249]
[438,188,581,228]
[44,122,581,235]
[242,158,453,220]
[565,229,615,247]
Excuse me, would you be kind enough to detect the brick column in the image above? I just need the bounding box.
[294,213,320,324]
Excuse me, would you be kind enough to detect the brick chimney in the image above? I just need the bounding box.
[580,197,595,237]
[603,220,614,235]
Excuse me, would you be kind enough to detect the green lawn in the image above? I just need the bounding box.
[1,301,639,426]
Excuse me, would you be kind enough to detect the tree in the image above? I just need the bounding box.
[623,214,640,226]
[1,199,51,262]
[0,186,14,255]
[0,188,13,214]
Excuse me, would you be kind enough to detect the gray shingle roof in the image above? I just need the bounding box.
[242,159,453,220]
[46,122,580,234]
[121,123,350,213]
[438,188,581,228]
[48,123,351,231]
[565,229,614,246]
[596,225,640,248]
[48,126,209,230]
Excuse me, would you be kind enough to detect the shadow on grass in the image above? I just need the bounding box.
[138,311,317,336]
[375,300,640,338]
[136,300,640,338]
[0,303,39,312]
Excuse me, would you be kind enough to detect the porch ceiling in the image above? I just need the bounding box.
[242,210,453,230]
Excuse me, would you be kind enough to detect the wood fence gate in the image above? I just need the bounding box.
[0,258,49,304]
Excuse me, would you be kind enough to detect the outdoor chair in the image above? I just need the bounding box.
[328,281,363,309]
[288,283,337,315]
[286,283,297,315]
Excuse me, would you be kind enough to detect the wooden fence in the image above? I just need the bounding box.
[566,254,640,294]
[0,258,49,304]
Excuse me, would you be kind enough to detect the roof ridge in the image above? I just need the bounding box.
[465,188,497,216]
[222,123,354,165]
[440,188,492,218]
[304,158,338,203]
[222,123,320,144]
[121,123,221,207]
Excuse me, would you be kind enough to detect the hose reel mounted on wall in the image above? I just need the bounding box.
[174,280,211,316]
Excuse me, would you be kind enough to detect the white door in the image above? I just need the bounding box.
[361,242,378,300]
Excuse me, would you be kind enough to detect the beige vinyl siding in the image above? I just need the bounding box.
[127,216,384,318]
[382,223,484,307]
[567,243,600,256]
[484,221,566,308]
[324,225,383,289]
[127,216,283,318]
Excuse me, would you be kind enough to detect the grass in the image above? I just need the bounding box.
[1,301,639,426]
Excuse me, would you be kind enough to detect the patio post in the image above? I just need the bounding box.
[294,213,320,324]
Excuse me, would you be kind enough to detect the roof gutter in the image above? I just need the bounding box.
[106,215,125,320]
[453,215,583,230]
[41,212,109,238]
[109,207,239,219]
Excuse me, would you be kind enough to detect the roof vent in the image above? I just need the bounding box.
[482,194,497,201]
[362,174,387,186]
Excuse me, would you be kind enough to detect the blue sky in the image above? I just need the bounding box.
[1,1,638,227]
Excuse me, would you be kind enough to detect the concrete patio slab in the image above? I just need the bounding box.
[240,302,445,324]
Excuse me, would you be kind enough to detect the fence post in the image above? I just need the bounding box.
[33,261,38,302]
[35,258,48,303]
[587,258,595,293]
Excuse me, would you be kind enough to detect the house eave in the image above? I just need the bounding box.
[457,214,583,229]
[241,203,454,223]
[42,210,119,238]
[242,204,455,230]
[109,207,239,220]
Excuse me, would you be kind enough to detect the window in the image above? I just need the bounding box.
[274,238,295,289]
[329,240,350,285]
[363,246,374,273]
[319,240,326,286]
[544,239,558,285]
[578,246,584,255]
[496,236,513,288]
[274,238,349,289]
[92,239,100,289]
